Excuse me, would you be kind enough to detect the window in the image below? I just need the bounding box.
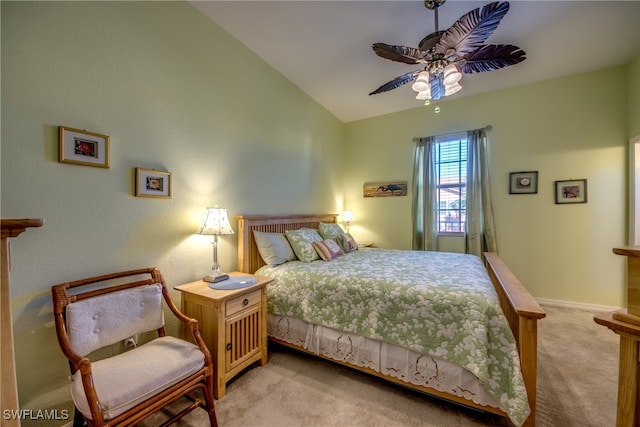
[434,133,467,233]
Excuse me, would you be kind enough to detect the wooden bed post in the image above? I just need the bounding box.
[483,252,546,427]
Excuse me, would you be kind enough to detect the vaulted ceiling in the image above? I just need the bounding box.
[191,1,640,123]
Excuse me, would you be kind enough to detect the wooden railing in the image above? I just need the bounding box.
[1,218,45,427]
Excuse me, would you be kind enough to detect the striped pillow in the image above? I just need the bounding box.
[312,239,344,261]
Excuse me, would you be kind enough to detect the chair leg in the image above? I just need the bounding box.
[202,380,218,427]
[72,408,86,427]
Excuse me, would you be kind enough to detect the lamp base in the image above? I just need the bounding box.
[203,273,229,283]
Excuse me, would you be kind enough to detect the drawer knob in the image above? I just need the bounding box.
[226,343,232,351]
[243,298,249,306]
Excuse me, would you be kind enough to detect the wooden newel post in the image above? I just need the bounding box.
[611,247,640,325]
[1,218,45,427]
[593,246,640,427]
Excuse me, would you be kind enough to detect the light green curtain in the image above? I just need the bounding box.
[412,136,438,251]
[466,128,498,256]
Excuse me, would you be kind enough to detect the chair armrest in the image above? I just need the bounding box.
[154,270,214,366]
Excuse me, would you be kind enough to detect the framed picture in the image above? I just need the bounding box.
[555,179,587,204]
[363,181,407,197]
[509,171,538,194]
[135,168,171,199]
[59,126,110,168]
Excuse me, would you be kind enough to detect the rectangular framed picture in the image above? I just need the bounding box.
[555,179,587,204]
[363,181,407,197]
[59,126,110,168]
[135,168,171,199]
[509,171,538,194]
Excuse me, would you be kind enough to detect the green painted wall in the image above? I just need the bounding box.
[1,1,343,421]
[1,0,637,422]
[344,66,629,308]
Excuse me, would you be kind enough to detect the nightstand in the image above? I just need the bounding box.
[174,272,272,398]
[358,241,375,248]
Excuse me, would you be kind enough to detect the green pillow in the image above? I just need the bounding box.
[284,229,323,262]
[318,222,345,240]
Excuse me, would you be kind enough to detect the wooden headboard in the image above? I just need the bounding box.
[236,213,338,274]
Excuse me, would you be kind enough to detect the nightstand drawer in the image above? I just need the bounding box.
[226,289,261,316]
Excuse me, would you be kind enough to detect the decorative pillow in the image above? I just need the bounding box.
[319,222,356,252]
[341,233,359,252]
[318,222,345,240]
[253,230,297,266]
[312,239,344,261]
[284,228,323,262]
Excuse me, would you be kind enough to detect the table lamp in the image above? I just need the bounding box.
[342,210,355,233]
[198,206,234,283]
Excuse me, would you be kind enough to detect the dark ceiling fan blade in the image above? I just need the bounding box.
[460,44,526,73]
[436,1,510,58]
[369,70,420,95]
[372,43,426,65]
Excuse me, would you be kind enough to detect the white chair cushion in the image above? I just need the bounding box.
[71,336,205,421]
[66,284,165,356]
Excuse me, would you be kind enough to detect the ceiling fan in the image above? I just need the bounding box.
[369,0,526,111]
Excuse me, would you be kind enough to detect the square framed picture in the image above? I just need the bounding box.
[135,168,171,199]
[59,126,110,168]
[555,179,587,204]
[509,171,538,194]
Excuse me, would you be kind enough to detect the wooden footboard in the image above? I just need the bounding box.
[483,252,546,427]
[236,214,545,426]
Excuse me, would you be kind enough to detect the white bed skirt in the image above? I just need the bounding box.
[268,314,501,410]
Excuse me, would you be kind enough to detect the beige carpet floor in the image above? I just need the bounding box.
[142,305,620,427]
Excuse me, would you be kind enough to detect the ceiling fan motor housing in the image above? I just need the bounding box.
[424,0,446,11]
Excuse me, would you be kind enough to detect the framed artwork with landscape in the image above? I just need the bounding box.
[135,168,171,199]
[59,126,110,168]
[363,181,407,197]
[509,171,538,194]
[555,179,587,204]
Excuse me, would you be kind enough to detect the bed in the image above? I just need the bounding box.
[236,213,545,426]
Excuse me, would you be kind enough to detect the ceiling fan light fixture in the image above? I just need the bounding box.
[411,71,430,92]
[443,63,462,85]
[416,89,431,100]
[369,1,526,113]
[428,59,448,76]
[444,81,462,96]
[411,80,428,93]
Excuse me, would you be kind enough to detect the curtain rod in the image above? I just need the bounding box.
[412,125,492,142]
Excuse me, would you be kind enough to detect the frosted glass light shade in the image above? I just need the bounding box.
[416,90,431,100]
[443,64,462,85]
[411,71,430,92]
[445,81,462,96]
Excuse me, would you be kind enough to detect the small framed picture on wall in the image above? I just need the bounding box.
[135,168,171,199]
[509,171,538,194]
[555,179,587,204]
[59,126,110,168]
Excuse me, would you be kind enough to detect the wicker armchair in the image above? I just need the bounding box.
[51,267,217,427]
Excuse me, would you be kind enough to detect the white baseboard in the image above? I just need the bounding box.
[536,297,621,312]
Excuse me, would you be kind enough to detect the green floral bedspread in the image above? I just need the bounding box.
[256,248,530,426]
